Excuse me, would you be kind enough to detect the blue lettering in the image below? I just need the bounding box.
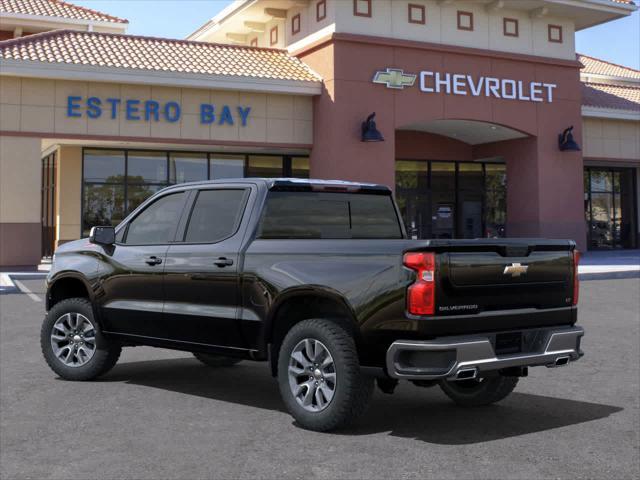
[164,101,181,122]
[67,96,82,118]
[86,97,102,119]
[126,99,140,120]
[106,98,120,119]
[237,106,251,127]
[219,105,234,126]
[145,100,160,122]
[200,104,215,124]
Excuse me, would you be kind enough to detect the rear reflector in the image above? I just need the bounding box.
[572,250,580,306]
[404,252,436,315]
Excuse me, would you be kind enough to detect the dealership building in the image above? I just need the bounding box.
[0,0,638,266]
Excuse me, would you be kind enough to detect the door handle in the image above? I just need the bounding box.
[213,257,234,267]
[145,256,163,266]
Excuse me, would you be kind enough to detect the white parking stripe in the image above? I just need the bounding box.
[13,279,42,302]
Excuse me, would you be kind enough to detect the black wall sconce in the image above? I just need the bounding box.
[558,126,580,151]
[361,112,384,142]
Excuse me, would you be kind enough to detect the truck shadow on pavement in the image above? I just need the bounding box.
[102,357,622,445]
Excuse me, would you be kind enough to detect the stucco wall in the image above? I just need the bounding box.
[0,77,314,146]
[582,117,640,161]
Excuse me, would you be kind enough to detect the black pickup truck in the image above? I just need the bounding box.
[41,178,583,431]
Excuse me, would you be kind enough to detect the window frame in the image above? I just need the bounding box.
[178,187,251,245]
[503,17,519,37]
[457,11,474,31]
[548,24,563,43]
[353,0,372,18]
[316,0,326,22]
[270,25,278,46]
[291,13,301,35]
[408,4,426,25]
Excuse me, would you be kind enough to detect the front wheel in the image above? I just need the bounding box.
[277,319,374,432]
[41,298,121,381]
[439,376,518,407]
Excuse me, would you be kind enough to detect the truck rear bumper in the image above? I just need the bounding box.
[386,325,584,380]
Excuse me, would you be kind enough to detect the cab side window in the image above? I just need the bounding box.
[123,192,186,245]
[183,189,248,243]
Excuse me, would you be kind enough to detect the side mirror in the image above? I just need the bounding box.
[89,226,115,246]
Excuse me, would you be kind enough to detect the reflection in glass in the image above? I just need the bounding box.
[210,154,244,179]
[82,184,125,236]
[83,150,125,182]
[170,153,207,184]
[292,157,310,178]
[127,185,163,213]
[128,151,167,184]
[458,163,483,239]
[431,162,456,239]
[395,160,429,239]
[247,155,283,177]
[484,164,506,238]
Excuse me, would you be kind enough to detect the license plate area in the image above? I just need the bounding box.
[495,332,522,355]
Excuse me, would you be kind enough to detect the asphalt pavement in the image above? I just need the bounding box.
[1,276,638,479]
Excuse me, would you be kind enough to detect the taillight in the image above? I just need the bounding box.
[404,252,436,315]
[572,250,580,306]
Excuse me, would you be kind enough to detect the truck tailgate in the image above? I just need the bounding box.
[406,239,576,316]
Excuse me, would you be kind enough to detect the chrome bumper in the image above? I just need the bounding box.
[386,326,584,380]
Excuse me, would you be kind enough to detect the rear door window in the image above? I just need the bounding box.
[123,192,186,245]
[257,191,402,239]
[183,189,248,243]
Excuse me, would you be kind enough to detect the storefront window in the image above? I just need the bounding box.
[585,167,637,249]
[292,157,310,178]
[247,155,283,177]
[210,154,244,179]
[395,160,506,240]
[81,149,308,235]
[170,152,208,184]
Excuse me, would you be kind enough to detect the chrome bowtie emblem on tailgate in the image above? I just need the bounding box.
[503,263,528,277]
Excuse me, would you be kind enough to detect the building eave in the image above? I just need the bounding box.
[582,106,640,121]
[0,59,323,96]
[0,11,128,31]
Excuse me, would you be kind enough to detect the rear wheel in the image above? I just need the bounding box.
[439,376,518,407]
[41,298,121,381]
[277,318,374,432]
[192,352,242,367]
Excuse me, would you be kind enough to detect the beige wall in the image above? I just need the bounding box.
[0,134,42,266]
[0,77,314,146]
[582,117,640,161]
[55,146,82,246]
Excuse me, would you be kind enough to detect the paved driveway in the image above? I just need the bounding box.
[1,277,638,479]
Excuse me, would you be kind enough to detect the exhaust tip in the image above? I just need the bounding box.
[454,367,478,380]
[555,356,570,367]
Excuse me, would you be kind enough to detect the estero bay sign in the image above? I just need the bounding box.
[66,96,252,126]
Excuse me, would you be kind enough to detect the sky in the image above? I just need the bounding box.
[74,0,639,69]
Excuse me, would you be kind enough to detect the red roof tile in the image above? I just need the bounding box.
[582,82,640,111]
[579,54,640,80]
[0,0,128,24]
[0,30,321,83]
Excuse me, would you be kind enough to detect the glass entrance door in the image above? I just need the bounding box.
[41,153,56,258]
[585,167,638,249]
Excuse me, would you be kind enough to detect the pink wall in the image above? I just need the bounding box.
[298,34,586,248]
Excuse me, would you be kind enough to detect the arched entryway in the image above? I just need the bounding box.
[394,119,531,240]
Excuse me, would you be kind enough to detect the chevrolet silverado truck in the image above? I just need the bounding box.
[41,178,583,431]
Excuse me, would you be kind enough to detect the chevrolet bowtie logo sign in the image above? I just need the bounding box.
[503,263,529,278]
[372,68,416,90]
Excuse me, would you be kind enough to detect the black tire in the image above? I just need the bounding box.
[192,352,242,367]
[439,376,518,407]
[277,318,374,432]
[41,298,121,381]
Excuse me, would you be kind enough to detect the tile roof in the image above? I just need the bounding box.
[578,54,640,80]
[582,82,640,111]
[0,0,128,24]
[0,30,321,83]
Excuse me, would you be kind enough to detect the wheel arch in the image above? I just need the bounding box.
[47,273,94,312]
[265,287,361,376]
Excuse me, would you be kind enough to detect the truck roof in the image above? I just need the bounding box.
[162,178,392,193]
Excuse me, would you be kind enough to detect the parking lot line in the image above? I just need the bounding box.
[13,279,42,302]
